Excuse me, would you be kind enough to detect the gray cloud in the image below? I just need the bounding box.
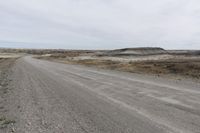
[0,0,200,49]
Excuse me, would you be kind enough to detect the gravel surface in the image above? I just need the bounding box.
[0,58,17,133]
[6,56,200,133]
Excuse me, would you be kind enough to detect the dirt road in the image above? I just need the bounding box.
[8,57,200,133]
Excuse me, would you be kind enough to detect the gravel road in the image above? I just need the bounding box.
[10,56,200,133]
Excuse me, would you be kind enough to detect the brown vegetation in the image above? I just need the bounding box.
[31,47,200,79]
[0,48,103,55]
[38,56,200,79]
[66,58,200,79]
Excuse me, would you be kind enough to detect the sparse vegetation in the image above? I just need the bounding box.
[63,58,200,79]
[0,48,102,55]
[0,116,15,129]
[36,48,200,80]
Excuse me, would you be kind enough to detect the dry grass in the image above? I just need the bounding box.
[126,59,200,78]
[36,54,200,79]
[0,116,15,129]
[66,58,200,79]
[0,53,22,59]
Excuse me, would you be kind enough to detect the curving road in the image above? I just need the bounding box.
[11,57,200,133]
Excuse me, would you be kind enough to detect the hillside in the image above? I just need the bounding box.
[99,47,200,56]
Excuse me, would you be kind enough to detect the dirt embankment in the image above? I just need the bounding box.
[0,58,17,132]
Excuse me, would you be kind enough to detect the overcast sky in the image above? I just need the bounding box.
[0,0,200,49]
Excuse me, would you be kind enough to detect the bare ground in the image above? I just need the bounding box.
[7,56,200,133]
[0,56,200,132]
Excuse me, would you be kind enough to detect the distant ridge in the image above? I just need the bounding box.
[103,47,167,56]
[113,47,164,51]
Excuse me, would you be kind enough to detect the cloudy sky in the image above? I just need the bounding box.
[0,0,200,49]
